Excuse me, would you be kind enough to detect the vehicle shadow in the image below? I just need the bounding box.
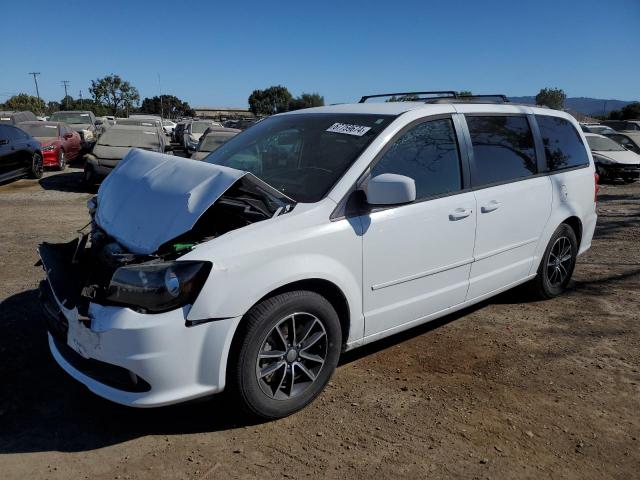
[2,267,637,454]
[38,171,96,194]
[0,289,259,455]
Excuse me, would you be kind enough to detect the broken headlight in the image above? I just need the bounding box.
[106,261,211,313]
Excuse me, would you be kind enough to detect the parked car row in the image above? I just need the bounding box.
[580,119,640,182]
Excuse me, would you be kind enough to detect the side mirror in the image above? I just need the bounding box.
[94,119,103,126]
[364,173,416,206]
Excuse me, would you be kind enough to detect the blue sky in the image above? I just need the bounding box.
[2,0,639,108]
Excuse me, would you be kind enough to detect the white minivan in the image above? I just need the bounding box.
[39,92,598,419]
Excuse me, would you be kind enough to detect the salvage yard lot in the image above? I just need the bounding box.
[0,169,638,479]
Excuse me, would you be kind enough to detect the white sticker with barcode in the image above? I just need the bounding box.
[326,122,371,136]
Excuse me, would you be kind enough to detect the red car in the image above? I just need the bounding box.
[18,121,82,170]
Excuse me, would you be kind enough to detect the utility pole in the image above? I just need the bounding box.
[158,73,164,120]
[61,80,70,109]
[28,72,41,105]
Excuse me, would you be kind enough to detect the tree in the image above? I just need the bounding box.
[140,95,195,118]
[386,94,420,102]
[458,90,473,96]
[289,93,325,111]
[3,93,45,114]
[90,74,140,115]
[608,102,640,120]
[248,86,293,115]
[535,88,566,110]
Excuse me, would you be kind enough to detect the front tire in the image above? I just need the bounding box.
[531,224,578,299]
[228,291,342,420]
[82,165,95,189]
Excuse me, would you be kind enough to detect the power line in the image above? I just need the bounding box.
[28,72,41,104]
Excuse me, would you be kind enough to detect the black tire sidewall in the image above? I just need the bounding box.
[31,153,43,179]
[539,224,578,297]
[233,291,342,419]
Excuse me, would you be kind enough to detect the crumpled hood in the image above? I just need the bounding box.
[96,149,246,254]
[594,149,640,165]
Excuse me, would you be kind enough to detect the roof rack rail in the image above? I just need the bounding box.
[425,94,510,105]
[459,94,510,102]
[359,91,458,103]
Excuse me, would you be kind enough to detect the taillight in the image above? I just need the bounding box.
[594,173,600,203]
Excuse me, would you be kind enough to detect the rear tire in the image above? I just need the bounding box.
[228,291,342,420]
[30,152,43,179]
[530,224,578,299]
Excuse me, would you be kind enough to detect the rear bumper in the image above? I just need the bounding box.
[42,150,59,166]
[38,240,241,407]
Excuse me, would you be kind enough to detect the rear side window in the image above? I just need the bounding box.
[466,115,537,186]
[536,115,589,172]
[371,118,462,200]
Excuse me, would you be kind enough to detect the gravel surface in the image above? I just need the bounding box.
[0,167,638,479]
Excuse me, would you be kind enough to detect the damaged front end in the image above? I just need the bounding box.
[38,150,295,397]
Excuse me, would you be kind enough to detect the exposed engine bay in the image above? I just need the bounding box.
[39,164,295,316]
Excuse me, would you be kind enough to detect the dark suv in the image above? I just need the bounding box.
[0,124,43,183]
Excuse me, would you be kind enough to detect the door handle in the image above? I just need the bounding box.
[449,208,472,221]
[481,201,502,213]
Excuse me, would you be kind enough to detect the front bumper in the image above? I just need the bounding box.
[597,162,640,179]
[86,157,116,179]
[38,240,241,407]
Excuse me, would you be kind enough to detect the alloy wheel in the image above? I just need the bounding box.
[546,236,572,287]
[255,312,327,400]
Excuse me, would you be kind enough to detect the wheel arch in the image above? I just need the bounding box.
[234,278,351,351]
[562,215,583,249]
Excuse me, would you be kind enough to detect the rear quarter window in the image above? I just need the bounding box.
[535,115,589,172]
[466,115,537,186]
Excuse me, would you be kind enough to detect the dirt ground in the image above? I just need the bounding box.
[0,167,638,480]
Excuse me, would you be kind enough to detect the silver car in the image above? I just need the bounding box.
[83,124,171,185]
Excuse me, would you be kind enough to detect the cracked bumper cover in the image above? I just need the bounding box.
[38,241,242,407]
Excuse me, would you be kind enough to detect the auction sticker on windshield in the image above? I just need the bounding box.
[326,122,371,136]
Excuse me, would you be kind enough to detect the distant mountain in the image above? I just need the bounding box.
[509,96,634,116]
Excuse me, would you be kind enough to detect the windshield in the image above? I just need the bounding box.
[191,121,213,134]
[97,129,159,148]
[204,113,394,202]
[199,132,237,152]
[589,126,614,134]
[20,124,59,137]
[587,136,625,152]
[50,112,91,124]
